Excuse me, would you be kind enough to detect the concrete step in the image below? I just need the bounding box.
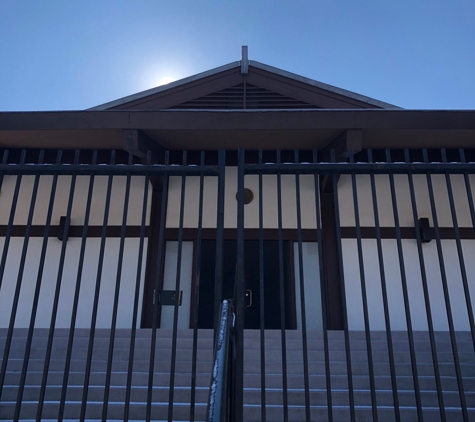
[3,344,475,364]
[1,329,474,421]
[2,384,475,408]
[3,358,474,378]
[1,358,214,373]
[242,404,473,422]
[1,400,473,422]
[4,370,475,392]
[3,370,212,388]
[3,334,474,353]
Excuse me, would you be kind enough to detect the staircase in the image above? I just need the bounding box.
[1,328,474,421]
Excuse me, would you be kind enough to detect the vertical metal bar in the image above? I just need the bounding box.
[312,149,333,422]
[234,147,245,422]
[424,149,468,420]
[13,151,60,419]
[57,151,96,421]
[0,150,25,396]
[386,149,423,421]
[37,150,79,421]
[0,149,7,193]
[276,150,289,422]
[404,149,446,421]
[258,149,267,422]
[349,150,378,421]
[79,150,115,422]
[294,150,311,421]
[214,150,226,331]
[102,166,132,421]
[190,151,205,422]
[442,149,475,347]
[167,151,188,422]
[331,149,355,422]
[460,148,475,352]
[367,149,400,421]
[2,151,41,421]
[146,151,169,422]
[124,156,150,422]
[460,150,475,216]
[0,149,25,293]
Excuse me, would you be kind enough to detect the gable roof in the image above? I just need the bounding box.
[89,59,400,111]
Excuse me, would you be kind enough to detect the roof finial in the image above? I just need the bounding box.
[241,46,249,74]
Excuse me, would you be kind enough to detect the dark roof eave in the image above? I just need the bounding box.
[2,109,475,131]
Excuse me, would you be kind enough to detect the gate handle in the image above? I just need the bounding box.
[245,289,252,308]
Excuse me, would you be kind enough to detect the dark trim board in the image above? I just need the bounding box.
[341,227,475,240]
[0,225,473,239]
[0,225,150,237]
[162,227,475,241]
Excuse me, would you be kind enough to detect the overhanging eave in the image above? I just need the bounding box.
[1,109,475,150]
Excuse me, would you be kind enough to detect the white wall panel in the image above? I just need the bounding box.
[293,242,322,330]
[166,168,317,229]
[0,175,152,226]
[0,238,147,329]
[338,174,474,228]
[343,239,475,331]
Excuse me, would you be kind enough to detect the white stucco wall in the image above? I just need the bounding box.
[337,174,475,331]
[0,238,147,329]
[343,239,475,331]
[165,170,475,331]
[0,175,152,226]
[0,170,473,331]
[166,168,318,229]
[0,175,151,329]
[337,174,475,227]
[294,242,322,330]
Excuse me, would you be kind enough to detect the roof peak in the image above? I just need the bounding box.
[89,47,400,111]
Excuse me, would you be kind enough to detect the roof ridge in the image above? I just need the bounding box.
[88,58,400,111]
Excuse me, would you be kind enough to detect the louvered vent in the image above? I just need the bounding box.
[169,84,320,109]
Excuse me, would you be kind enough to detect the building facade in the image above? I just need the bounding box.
[1,49,475,421]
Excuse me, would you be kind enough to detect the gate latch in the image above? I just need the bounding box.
[154,290,183,306]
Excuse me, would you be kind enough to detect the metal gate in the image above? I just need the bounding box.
[0,147,475,421]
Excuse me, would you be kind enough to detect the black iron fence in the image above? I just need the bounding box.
[0,147,474,421]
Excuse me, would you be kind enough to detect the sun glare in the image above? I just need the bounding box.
[157,76,176,86]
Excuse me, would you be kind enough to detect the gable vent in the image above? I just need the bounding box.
[168,84,320,110]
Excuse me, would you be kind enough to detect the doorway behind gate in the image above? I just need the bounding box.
[197,239,295,329]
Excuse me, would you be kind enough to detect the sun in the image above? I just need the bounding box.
[157,76,176,86]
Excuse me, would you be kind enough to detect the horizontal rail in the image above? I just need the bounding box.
[1,162,475,175]
[244,162,475,174]
[0,164,220,176]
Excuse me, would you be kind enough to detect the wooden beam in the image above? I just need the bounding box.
[321,129,363,161]
[319,130,362,329]
[123,129,166,192]
[123,129,165,160]
[321,191,344,330]
[320,129,363,192]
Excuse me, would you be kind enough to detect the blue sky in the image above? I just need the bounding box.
[1,0,474,110]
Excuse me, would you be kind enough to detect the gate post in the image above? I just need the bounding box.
[232,147,245,421]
